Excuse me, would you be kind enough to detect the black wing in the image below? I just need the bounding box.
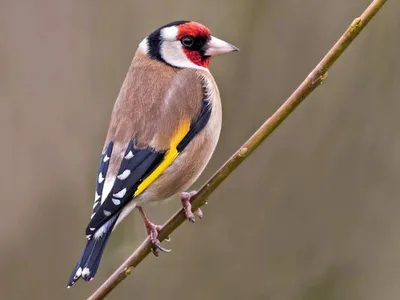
[85,98,212,238]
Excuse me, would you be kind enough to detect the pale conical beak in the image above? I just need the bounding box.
[204,36,239,56]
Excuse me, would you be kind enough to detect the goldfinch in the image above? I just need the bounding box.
[68,20,238,287]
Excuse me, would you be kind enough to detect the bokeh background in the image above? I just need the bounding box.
[1,0,399,299]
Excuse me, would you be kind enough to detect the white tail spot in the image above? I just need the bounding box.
[103,155,110,162]
[82,268,90,278]
[74,267,83,279]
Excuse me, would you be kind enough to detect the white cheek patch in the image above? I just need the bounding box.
[159,27,209,72]
[160,40,209,71]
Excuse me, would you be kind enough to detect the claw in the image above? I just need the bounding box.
[138,207,171,256]
[149,230,171,256]
[154,225,171,242]
[195,208,203,219]
[147,223,171,256]
[180,191,203,222]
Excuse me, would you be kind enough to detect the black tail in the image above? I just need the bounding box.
[67,214,119,288]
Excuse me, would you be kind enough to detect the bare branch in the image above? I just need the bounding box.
[88,0,387,299]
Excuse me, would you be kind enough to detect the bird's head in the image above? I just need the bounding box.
[140,21,239,70]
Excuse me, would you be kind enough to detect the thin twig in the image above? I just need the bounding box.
[88,0,387,299]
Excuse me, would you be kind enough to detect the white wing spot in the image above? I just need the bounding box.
[93,201,99,209]
[95,191,100,201]
[101,177,115,205]
[125,151,134,159]
[91,212,96,219]
[103,155,110,162]
[113,188,126,199]
[90,227,96,231]
[103,210,111,216]
[112,198,121,205]
[117,169,131,180]
[98,172,104,184]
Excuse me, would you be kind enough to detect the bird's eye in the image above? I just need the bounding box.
[181,36,194,48]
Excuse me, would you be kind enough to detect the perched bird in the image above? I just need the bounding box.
[68,20,238,287]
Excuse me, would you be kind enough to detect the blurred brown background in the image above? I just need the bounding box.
[1,0,399,299]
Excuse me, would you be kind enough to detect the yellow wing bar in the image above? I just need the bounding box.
[134,120,191,197]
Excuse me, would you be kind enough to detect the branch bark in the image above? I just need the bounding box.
[88,0,387,298]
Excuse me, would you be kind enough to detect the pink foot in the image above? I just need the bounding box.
[180,191,203,223]
[138,207,171,256]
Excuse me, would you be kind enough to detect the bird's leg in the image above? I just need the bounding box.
[180,191,203,223]
[137,206,171,256]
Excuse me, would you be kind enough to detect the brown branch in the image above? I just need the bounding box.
[88,0,387,299]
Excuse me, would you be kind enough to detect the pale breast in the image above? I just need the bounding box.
[134,70,222,204]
